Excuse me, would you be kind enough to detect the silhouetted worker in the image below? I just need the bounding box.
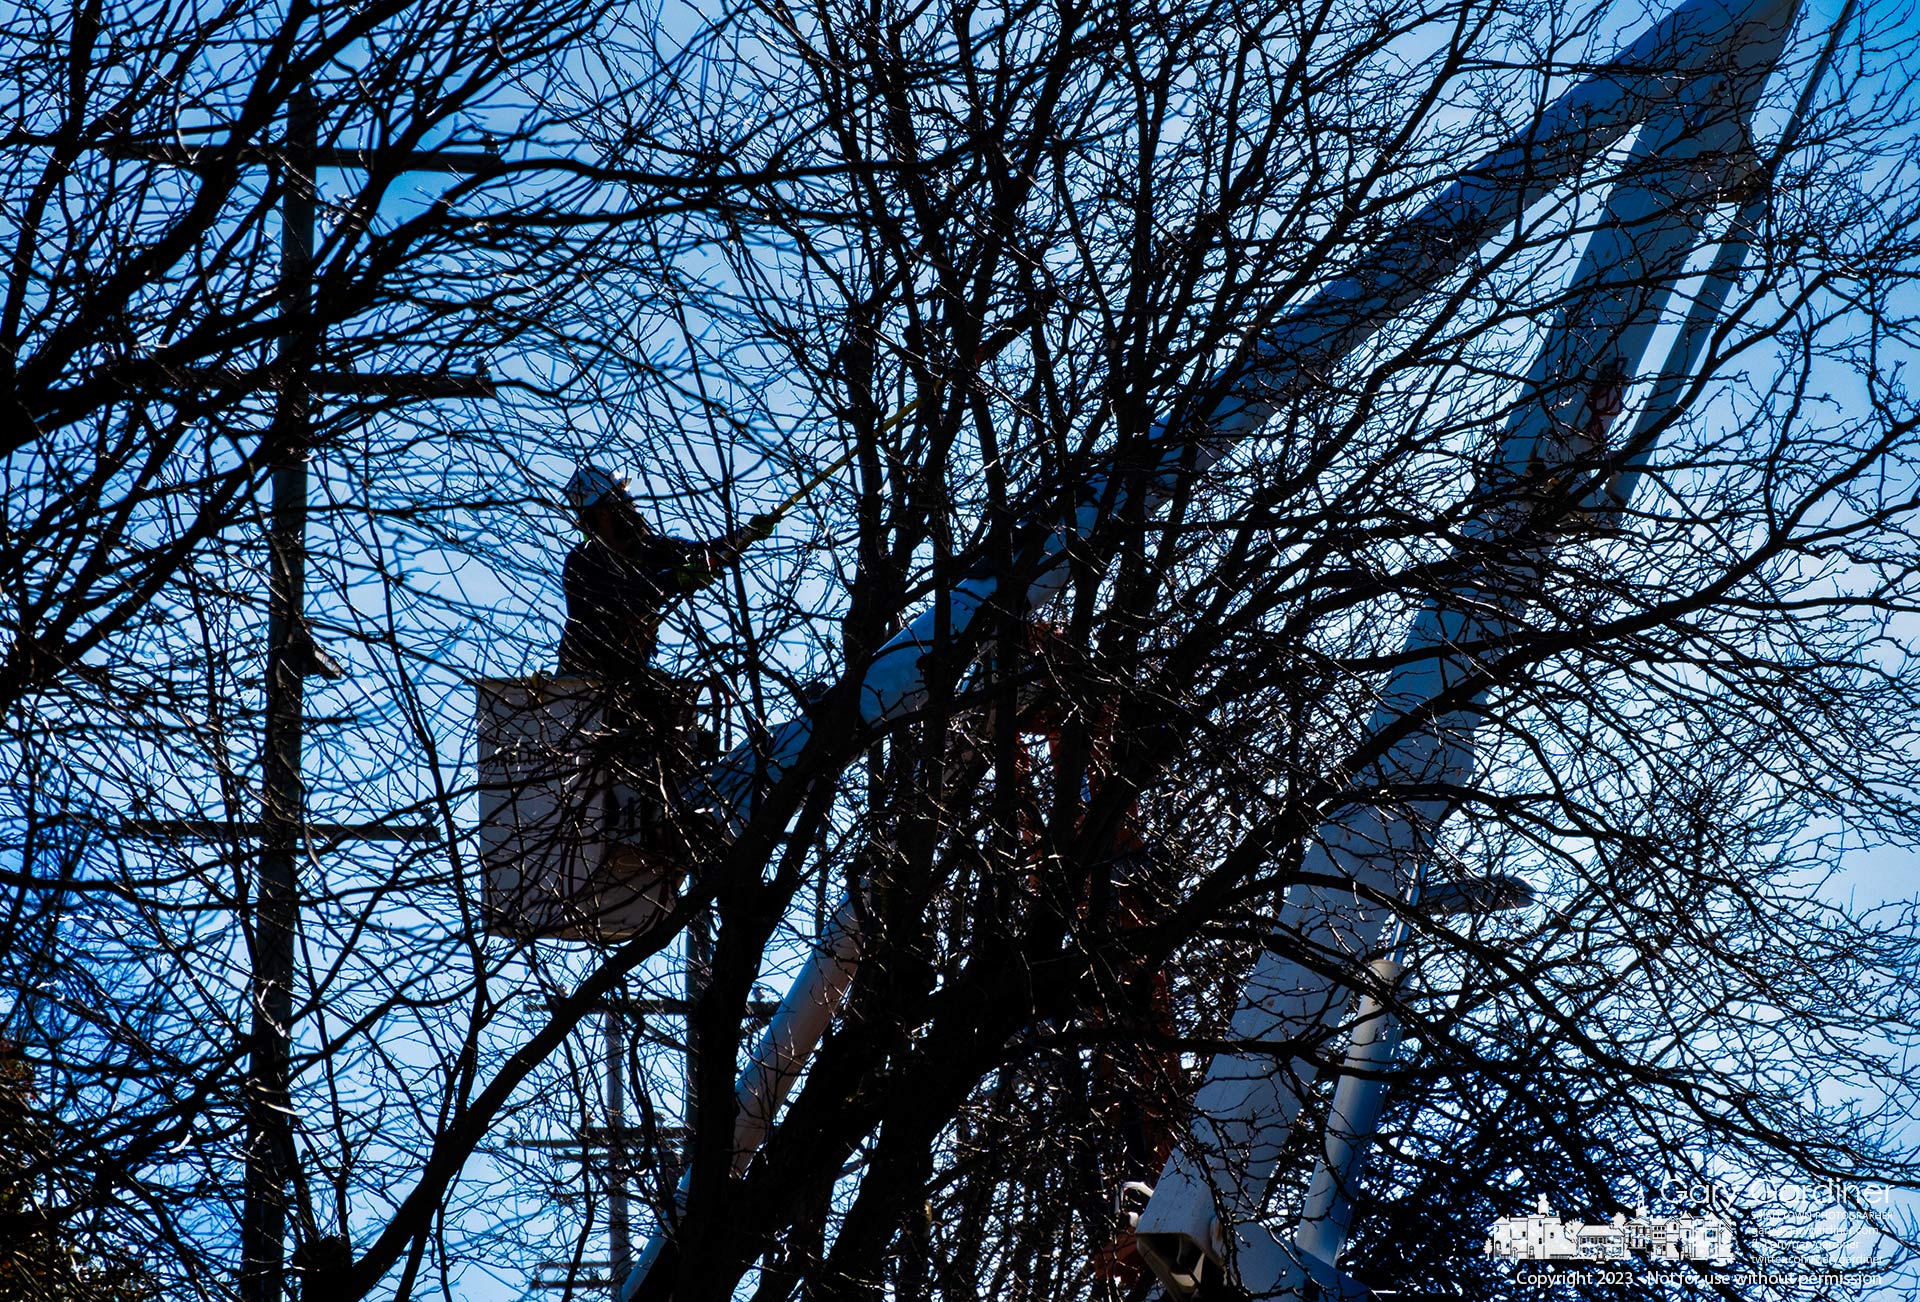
[558,465,771,680]
[557,466,772,869]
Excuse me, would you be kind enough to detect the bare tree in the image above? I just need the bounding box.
[573,1,1920,1299]
[0,0,767,1296]
[6,0,1920,1299]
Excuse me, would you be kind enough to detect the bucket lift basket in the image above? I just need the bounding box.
[476,675,710,942]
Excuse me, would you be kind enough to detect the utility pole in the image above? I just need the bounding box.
[108,85,496,1301]
[528,980,774,1296]
[239,87,315,1302]
[605,1011,633,1290]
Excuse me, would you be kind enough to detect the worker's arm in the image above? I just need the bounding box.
[672,513,777,593]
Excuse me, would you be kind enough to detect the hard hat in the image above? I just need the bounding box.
[564,464,628,513]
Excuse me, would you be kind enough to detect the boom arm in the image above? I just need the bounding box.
[1136,14,1796,1298]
